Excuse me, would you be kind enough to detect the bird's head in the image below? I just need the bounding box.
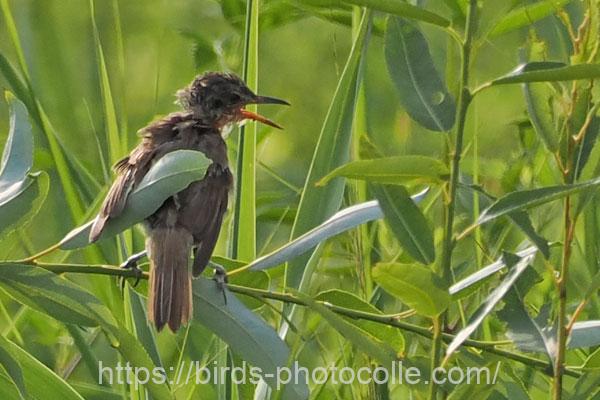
[176,72,289,130]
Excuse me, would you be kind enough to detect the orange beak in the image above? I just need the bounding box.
[240,109,284,130]
[240,95,290,130]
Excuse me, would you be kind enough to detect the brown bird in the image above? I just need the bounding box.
[89,72,288,332]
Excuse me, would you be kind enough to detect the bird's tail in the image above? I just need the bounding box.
[146,228,193,332]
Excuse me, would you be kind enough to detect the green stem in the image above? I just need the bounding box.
[231,0,258,260]
[553,196,575,399]
[431,1,477,399]
[2,260,581,379]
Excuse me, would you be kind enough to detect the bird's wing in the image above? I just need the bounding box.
[89,112,192,242]
[176,165,232,276]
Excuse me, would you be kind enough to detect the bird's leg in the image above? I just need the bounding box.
[119,250,146,289]
[208,261,228,305]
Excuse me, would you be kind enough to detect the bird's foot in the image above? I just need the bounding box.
[210,262,228,305]
[119,250,146,290]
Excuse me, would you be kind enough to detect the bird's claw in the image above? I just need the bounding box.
[119,259,143,290]
[211,264,228,305]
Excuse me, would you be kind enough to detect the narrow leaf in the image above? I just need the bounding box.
[490,62,600,86]
[0,335,83,400]
[445,251,536,359]
[373,263,449,317]
[59,150,211,249]
[385,17,455,132]
[0,172,49,240]
[317,156,449,186]
[124,286,163,369]
[490,0,574,37]
[464,184,549,258]
[523,81,559,152]
[340,0,450,27]
[296,290,397,367]
[0,264,109,326]
[0,337,26,399]
[249,189,428,271]
[315,289,404,353]
[371,184,434,264]
[0,264,171,400]
[450,246,538,299]
[569,321,600,348]
[478,176,600,226]
[192,278,309,400]
[0,92,32,188]
[497,288,556,360]
[231,0,260,260]
[90,0,121,165]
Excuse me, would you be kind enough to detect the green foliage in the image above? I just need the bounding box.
[373,263,449,317]
[371,184,435,264]
[384,16,455,132]
[316,155,449,186]
[3,0,600,399]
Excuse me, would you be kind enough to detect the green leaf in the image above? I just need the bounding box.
[296,290,397,367]
[228,268,270,310]
[445,252,535,359]
[569,321,600,348]
[316,156,449,186]
[107,328,173,400]
[372,263,449,317]
[192,278,309,400]
[0,336,26,399]
[249,189,428,271]
[497,288,555,360]
[124,286,163,369]
[523,81,559,152]
[489,62,600,86]
[59,150,211,249]
[0,55,32,116]
[0,92,32,187]
[339,0,450,27]
[0,264,171,400]
[371,184,434,264]
[584,347,600,369]
[286,11,370,290]
[0,264,109,326]
[0,335,83,400]
[478,176,600,226]
[0,171,49,240]
[315,289,404,353]
[90,0,121,165]
[450,246,538,299]
[489,0,574,37]
[385,17,455,132]
[463,184,550,258]
[231,0,260,261]
[572,372,600,398]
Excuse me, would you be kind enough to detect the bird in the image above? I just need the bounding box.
[89,72,289,332]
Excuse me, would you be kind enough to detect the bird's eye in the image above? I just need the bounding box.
[230,93,241,103]
[212,99,224,108]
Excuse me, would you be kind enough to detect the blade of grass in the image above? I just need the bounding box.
[90,0,122,165]
[231,0,259,261]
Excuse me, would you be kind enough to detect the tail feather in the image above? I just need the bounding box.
[147,228,192,332]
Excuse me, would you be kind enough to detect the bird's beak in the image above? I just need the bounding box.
[241,95,290,130]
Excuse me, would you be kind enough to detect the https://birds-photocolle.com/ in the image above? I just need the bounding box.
[88,72,289,332]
